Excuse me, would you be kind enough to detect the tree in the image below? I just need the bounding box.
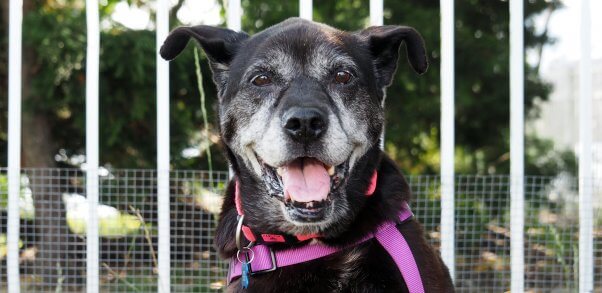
[0,0,573,174]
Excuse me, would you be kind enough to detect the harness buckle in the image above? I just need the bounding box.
[249,247,277,275]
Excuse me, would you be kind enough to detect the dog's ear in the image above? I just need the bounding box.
[160,25,248,63]
[160,25,249,90]
[359,25,428,87]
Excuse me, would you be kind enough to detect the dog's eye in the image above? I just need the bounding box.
[251,74,272,86]
[334,71,352,84]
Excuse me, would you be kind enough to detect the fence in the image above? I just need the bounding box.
[1,169,601,292]
[3,0,598,292]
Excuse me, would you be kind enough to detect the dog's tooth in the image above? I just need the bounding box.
[327,165,335,176]
[284,190,291,202]
[277,167,284,176]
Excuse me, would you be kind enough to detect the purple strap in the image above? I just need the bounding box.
[375,220,425,293]
[229,233,374,278]
[228,205,425,293]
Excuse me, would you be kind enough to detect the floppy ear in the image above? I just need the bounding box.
[160,25,249,90]
[359,25,428,87]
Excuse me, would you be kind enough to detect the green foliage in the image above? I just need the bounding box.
[525,136,577,176]
[0,0,572,176]
[0,1,227,169]
[381,0,560,175]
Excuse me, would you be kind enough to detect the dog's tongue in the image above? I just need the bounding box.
[281,158,330,203]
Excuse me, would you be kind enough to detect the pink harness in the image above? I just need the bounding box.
[229,172,425,293]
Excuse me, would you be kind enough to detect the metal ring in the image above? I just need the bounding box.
[235,214,245,250]
[236,247,255,264]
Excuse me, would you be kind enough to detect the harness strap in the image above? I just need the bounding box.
[374,219,425,293]
[228,203,425,293]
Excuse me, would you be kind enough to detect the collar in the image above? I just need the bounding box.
[234,171,378,245]
[227,202,425,293]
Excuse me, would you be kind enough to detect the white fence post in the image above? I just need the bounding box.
[578,0,594,292]
[227,0,242,32]
[7,0,23,292]
[156,0,171,292]
[369,0,383,26]
[227,0,241,181]
[85,0,100,292]
[509,0,525,292]
[300,0,313,21]
[440,0,455,281]
[369,0,385,150]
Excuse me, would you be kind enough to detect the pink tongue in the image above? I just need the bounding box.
[281,158,331,203]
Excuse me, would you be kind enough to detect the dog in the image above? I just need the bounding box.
[161,18,454,292]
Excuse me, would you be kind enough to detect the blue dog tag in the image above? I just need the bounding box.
[236,245,254,289]
[241,261,250,289]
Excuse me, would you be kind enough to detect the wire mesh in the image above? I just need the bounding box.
[0,168,600,292]
[454,175,513,291]
[594,179,602,292]
[524,176,579,291]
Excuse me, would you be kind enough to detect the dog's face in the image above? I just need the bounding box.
[161,18,427,236]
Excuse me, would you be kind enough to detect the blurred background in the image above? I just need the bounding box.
[0,0,601,292]
[3,0,601,175]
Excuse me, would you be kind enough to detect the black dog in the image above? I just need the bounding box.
[161,18,454,292]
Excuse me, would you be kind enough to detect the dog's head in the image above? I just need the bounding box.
[161,18,427,237]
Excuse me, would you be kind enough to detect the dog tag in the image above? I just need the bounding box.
[241,261,250,288]
[237,247,254,289]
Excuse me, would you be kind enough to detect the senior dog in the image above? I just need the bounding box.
[161,18,454,292]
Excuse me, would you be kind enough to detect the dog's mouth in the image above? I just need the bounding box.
[257,155,349,223]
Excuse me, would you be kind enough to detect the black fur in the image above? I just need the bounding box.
[161,18,453,292]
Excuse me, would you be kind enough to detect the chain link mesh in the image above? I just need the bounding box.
[0,168,600,292]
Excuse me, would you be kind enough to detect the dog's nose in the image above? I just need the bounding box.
[283,107,327,143]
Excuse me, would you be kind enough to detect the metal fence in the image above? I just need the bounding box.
[1,168,600,292]
[4,0,598,292]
